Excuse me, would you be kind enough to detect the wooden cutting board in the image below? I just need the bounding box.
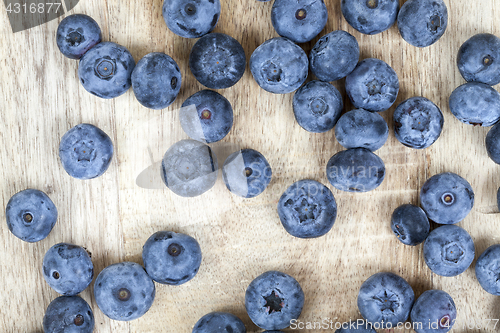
[1,0,499,332]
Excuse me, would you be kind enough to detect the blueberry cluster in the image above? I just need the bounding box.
[7,0,500,331]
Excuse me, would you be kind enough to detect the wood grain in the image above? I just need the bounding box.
[1,0,500,332]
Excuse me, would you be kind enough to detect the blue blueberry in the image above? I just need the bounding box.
[189,33,246,89]
[192,312,246,333]
[277,179,337,238]
[457,33,500,86]
[326,148,385,192]
[131,52,182,109]
[94,262,155,321]
[78,42,135,99]
[222,149,272,198]
[345,58,399,112]
[397,0,448,48]
[341,0,399,35]
[410,290,456,333]
[486,122,500,164]
[292,80,343,133]
[475,244,500,295]
[419,172,474,224]
[391,204,430,246]
[5,189,57,243]
[245,270,304,330]
[56,14,101,59]
[142,231,202,285]
[449,82,500,126]
[43,243,93,296]
[43,296,94,333]
[271,0,328,43]
[357,272,414,327]
[334,109,389,151]
[163,0,220,38]
[309,30,360,82]
[250,37,308,94]
[161,139,218,197]
[335,321,377,332]
[180,90,233,143]
[393,97,444,149]
[423,225,475,277]
[59,123,114,180]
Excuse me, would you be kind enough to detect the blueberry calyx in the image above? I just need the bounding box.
[366,0,378,9]
[74,314,84,326]
[117,288,131,301]
[483,55,493,67]
[310,98,328,115]
[439,314,451,328]
[201,109,212,120]
[167,243,182,257]
[367,79,383,95]
[72,141,96,163]
[428,15,441,33]
[443,243,465,264]
[184,3,197,16]
[263,290,284,314]
[23,213,33,223]
[262,61,282,83]
[244,167,253,177]
[441,193,455,205]
[295,9,307,20]
[373,290,399,314]
[393,224,406,240]
[52,271,60,279]
[66,29,85,46]
[171,76,178,89]
[95,58,116,79]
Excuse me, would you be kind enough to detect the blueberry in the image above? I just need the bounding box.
[56,14,101,59]
[161,139,218,197]
[397,0,448,48]
[357,272,414,327]
[245,270,304,330]
[345,58,399,112]
[391,204,430,246]
[448,82,500,126]
[59,123,114,180]
[423,225,475,277]
[326,148,385,192]
[486,122,500,164]
[78,42,135,99]
[475,244,500,295]
[192,312,246,333]
[457,33,500,86]
[94,262,155,321]
[142,231,202,285]
[419,172,474,224]
[410,290,456,333]
[131,52,182,109]
[341,0,399,35]
[393,97,444,149]
[163,0,220,38]
[222,149,272,198]
[292,80,343,133]
[277,179,337,238]
[250,37,308,94]
[189,33,246,89]
[271,0,328,43]
[309,30,360,82]
[180,90,233,143]
[5,189,57,243]
[334,109,389,151]
[43,296,94,333]
[43,243,93,296]
[335,320,377,332]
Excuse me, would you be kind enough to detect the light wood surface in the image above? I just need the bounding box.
[1,0,500,332]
